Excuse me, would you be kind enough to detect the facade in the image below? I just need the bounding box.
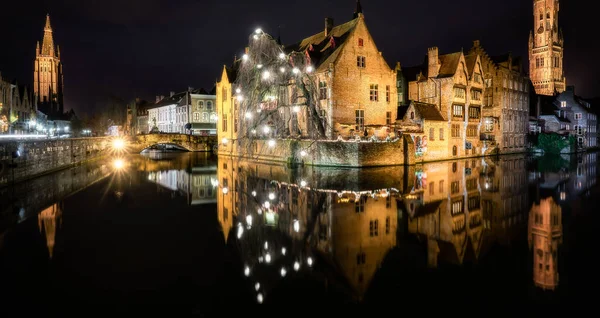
[469,40,530,153]
[218,2,398,149]
[404,47,485,159]
[148,89,216,134]
[529,0,565,95]
[396,101,447,161]
[34,14,64,117]
[0,76,37,134]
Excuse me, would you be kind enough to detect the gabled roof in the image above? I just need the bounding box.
[285,18,359,72]
[396,105,409,120]
[413,101,445,121]
[437,52,462,78]
[225,59,241,83]
[464,53,478,75]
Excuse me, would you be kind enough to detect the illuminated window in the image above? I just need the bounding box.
[207,101,213,111]
[358,38,364,47]
[451,198,464,215]
[452,124,461,138]
[386,85,390,103]
[198,101,204,109]
[451,181,460,194]
[454,87,466,98]
[453,105,464,117]
[386,111,392,125]
[222,116,227,132]
[369,220,379,237]
[439,128,444,140]
[469,106,480,119]
[319,81,327,100]
[439,180,444,193]
[355,109,364,130]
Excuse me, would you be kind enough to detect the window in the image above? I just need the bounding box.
[356,252,366,265]
[198,101,204,109]
[319,81,327,100]
[369,84,378,101]
[222,116,228,132]
[439,180,444,193]
[468,195,480,210]
[386,111,392,125]
[369,220,379,237]
[222,87,227,102]
[452,124,461,138]
[207,101,213,111]
[466,178,477,191]
[454,87,466,98]
[453,105,464,117]
[357,56,366,68]
[474,73,482,83]
[471,90,481,101]
[355,109,364,130]
[575,113,582,120]
[193,112,200,121]
[385,85,390,103]
[320,109,326,118]
[355,197,364,213]
[385,217,390,234]
[468,106,480,119]
[410,111,415,119]
[358,38,364,47]
[439,128,444,140]
[386,196,391,208]
[429,127,434,141]
[451,181,460,194]
[429,182,434,196]
[467,125,478,137]
[234,118,238,133]
[560,101,566,107]
[451,198,464,215]
[452,145,458,156]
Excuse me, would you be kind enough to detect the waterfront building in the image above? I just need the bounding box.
[34,14,65,118]
[147,88,216,134]
[217,1,398,144]
[469,40,530,153]
[396,101,447,161]
[529,0,566,95]
[0,76,37,134]
[403,47,486,159]
[528,197,562,290]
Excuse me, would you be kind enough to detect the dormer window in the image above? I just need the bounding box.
[358,38,364,47]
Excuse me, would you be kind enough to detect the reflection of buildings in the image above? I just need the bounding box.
[147,167,217,205]
[528,197,562,290]
[38,203,63,259]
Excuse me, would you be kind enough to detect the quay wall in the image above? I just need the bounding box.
[0,137,111,187]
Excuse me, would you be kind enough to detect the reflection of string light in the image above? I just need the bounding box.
[222,187,229,194]
[264,241,268,249]
[265,253,271,263]
[257,208,263,215]
[246,215,253,226]
[307,257,313,267]
[237,224,244,238]
[300,180,307,187]
[281,247,286,255]
[252,191,257,196]
[280,267,287,277]
[255,282,260,291]
[258,256,264,263]
[300,150,307,157]
[264,201,270,209]
[268,192,275,200]
[257,293,263,304]
[294,262,300,271]
[244,266,250,276]
[293,220,300,232]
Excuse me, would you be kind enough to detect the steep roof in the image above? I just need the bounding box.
[285,18,359,72]
[437,52,462,78]
[396,105,409,120]
[225,59,241,83]
[464,53,478,75]
[413,102,445,121]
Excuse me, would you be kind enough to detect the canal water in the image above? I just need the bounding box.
[0,151,598,312]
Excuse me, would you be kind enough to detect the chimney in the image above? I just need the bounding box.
[473,40,480,48]
[325,17,334,37]
[427,47,440,78]
[160,95,165,101]
[395,62,401,71]
[170,91,175,97]
[156,95,161,103]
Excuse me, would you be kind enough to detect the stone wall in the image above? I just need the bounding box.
[218,135,414,167]
[131,133,217,152]
[0,137,110,186]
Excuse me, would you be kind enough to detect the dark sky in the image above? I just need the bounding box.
[0,0,596,116]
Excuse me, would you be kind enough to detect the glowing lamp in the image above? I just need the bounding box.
[279,52,286,59]
[268,139,276,147]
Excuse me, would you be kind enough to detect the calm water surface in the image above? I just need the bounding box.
[1,151,598,312]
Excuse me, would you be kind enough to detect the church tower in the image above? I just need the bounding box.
[34,14,64,116]
[529,0,566,96]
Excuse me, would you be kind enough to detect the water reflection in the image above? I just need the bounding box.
[217,152,597,301]
[37,203,63,259]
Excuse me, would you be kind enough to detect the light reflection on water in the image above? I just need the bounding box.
[1,151,597,310]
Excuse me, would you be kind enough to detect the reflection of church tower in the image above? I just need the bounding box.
[34,14,64,116]
[38,203,63,259]
[528,197,562,290]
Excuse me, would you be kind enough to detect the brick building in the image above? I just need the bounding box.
[396,101,447,161]
[403,47,485,159]
[469,40,530,153]
[34,14,65,118]
[529,0,566,95]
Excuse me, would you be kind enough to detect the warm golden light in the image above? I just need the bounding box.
[112,138,125,150]
[113,158,125,170]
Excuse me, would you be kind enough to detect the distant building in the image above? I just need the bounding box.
[147,88,216,134]
[34,14,65,118]
[189,88,217,136]
[0,75,37,134]
[529,0,566,95]
[396,101,447,161]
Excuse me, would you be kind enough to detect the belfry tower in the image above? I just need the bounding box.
[34,14,64,116]
[529,0,566,96]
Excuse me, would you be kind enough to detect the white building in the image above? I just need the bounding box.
[148,88,216,134]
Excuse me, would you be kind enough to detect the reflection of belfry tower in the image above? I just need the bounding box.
[38,203,63,259]
[34,14,64,116]
[528,197,562,290]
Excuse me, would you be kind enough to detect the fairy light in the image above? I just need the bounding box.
[279,52,286,59]
[300,180,307,187]
[268,139,276,147]
[252,190,257,196]
[257,64,263,69]
[264,201,270,209]
[242,54,248,61]
[245,112,252,119]
[294,262,300,271]
[306,65,313,73]
[244,265,250,276]
[263,126,270,134]
[292,67,300,74]
[280,67,285,73]
[236,88,241,94]
[222,137,228,144]
[268,192,275,200]
[237,95,244,102]
[300,150,307,157]
[255,28,262,34]
[262,70,271,80]
[292,106,300,113]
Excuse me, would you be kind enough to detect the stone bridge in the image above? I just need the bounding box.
[130,133,217,153]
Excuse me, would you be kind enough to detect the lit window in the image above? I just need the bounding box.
[369,84,378,101]
[358,38,364,47]
[357,56,366,68]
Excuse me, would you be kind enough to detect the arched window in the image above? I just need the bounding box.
[202,112,208,121]
[452,145,457,156]
[410,111,414,119]
[193,112,200,121]
[198,101,204,110]
[452,162,457,172]
[207,101,213,111]
[546,12,550,19]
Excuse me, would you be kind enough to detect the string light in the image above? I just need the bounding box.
[237,95,243,102]
[236,88,241,94]
[293,220,300,232]
[253,34,259,40]
[245,112,252,119]
[294,262,300,271]
[222,137,228,144]
[268,139,276,147]
[255,28,262,34]
[280,67,285,73]
[300,150,307,157]
[252,190,257,196]
[257,293,263,304]
[264,201,270,209]
[292,67,300,74]
[300,180,307,187]
[263,126,270,134]
[281,247,286,255]
[268,192,275,200]
[251,129,257,134]
[246,214,253,226]
[307,257,313,266]
[242,54,248,61]
[262,70,270,80]
[306,65,313,73]
[222,187,229,194]
[279,52,286,59]
[292,106,300,113]
[264,241,269,249]
[265,253,272,263]
[257,64,263,69]
[255,283,260,291]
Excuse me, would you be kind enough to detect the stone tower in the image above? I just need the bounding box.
[34,14,64,116]
[529,0,566,96]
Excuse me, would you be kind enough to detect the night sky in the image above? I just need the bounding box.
[0,0,596,116]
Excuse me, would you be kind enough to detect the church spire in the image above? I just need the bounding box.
[353,0,363,19]
[41,14,55,56]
